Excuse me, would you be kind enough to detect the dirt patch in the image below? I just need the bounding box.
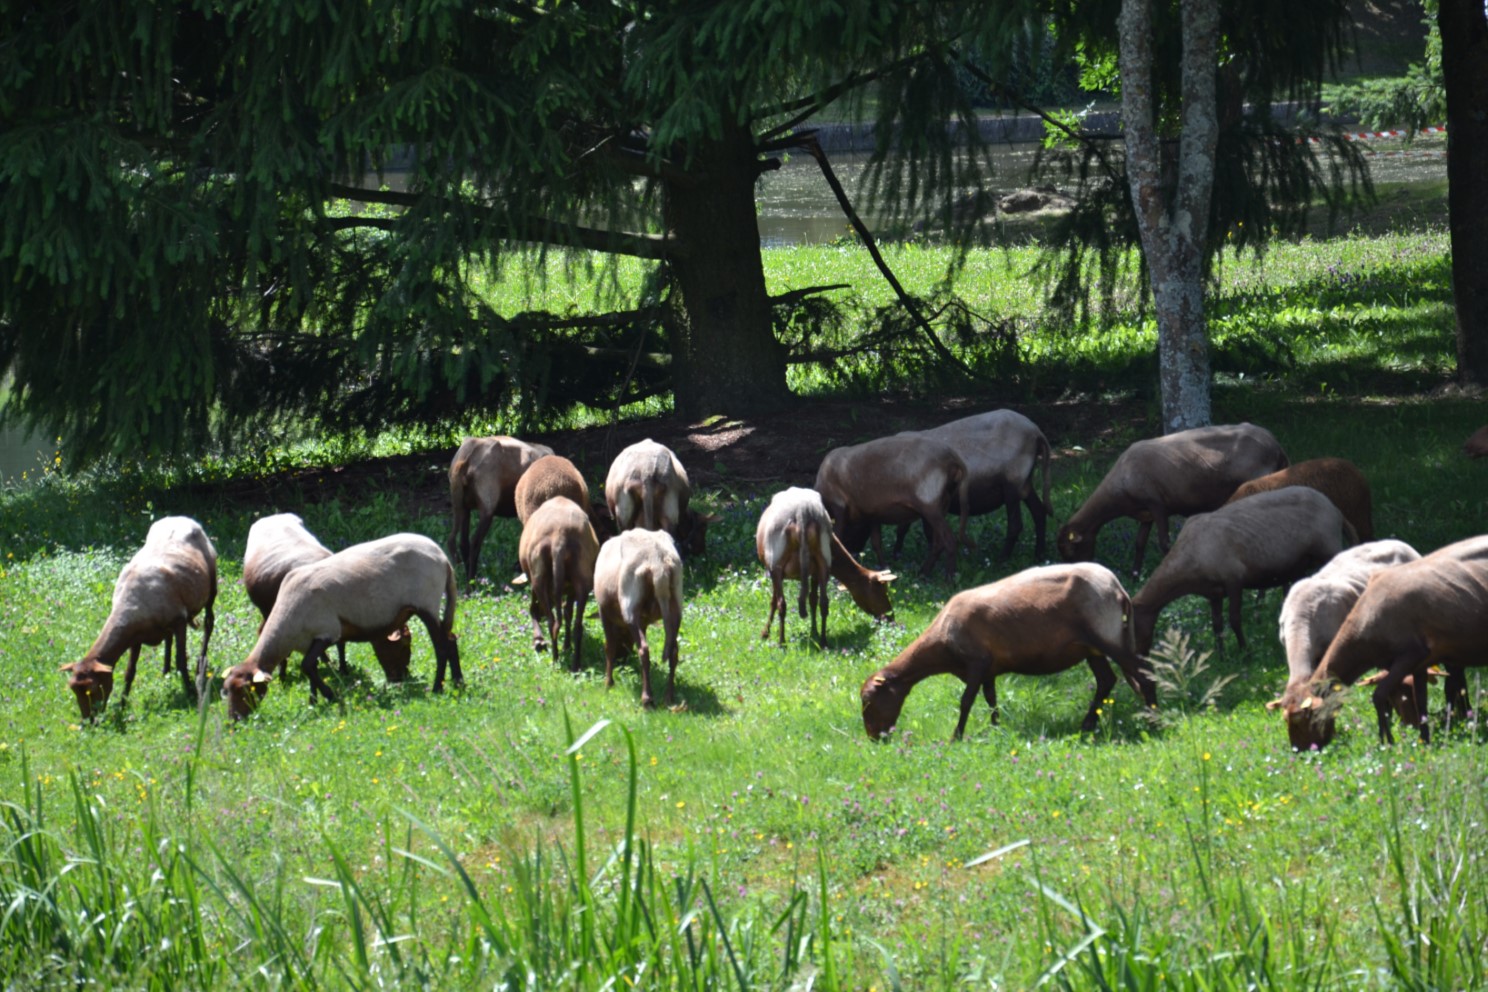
[192,394,1153,517]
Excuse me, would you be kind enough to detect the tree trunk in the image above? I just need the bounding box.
[664,123,792,420]
[1439,0,1488,385]
[1119,0,1220,433]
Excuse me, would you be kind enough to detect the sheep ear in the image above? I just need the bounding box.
[1066,530,1081,542]
[252,670,273,684]
[511,573,530,586]
[1357,671,1386,687]
[1299,696,1314,710]
[1264,698,1285,711]
[58,662,75,671]
[878,571,898,583]
[872,675,887,685]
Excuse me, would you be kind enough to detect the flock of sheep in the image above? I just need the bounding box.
[60,411,1485,750]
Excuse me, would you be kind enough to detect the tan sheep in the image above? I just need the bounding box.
[1130,486,1353,655]
[62,516,218,720]
[814,433,970,577]
[605,439,718,555]
[221,534,461,721]
[1058,422,1288,574]
[755,487,835,646]
[516,496,600,669]
[243,513,412,682]
[1279,535,1488,749]
[1265,540,1429,749]
[859,563,1156,741]
[593,528,684,708]
[1224,457,1373,541]
[827,532,897,621]
[446,435,554,585]
[514,455,590,524]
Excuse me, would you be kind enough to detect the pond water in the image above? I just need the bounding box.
[0,138,1448,483]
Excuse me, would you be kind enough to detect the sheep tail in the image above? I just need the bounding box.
[441,560,459,636]
[796,521,812,618]
[1036,433,1052,514]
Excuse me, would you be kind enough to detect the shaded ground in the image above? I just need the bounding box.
[193,395,1155,517]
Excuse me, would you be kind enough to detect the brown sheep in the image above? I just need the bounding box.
[516,496,600,670]
[859,563,1157,741]
[242,513,411,682]
[828,532,896,621]
[1463,426,1488,458]
[221,534,462,721]
[1129,486,1353,656]
[1058,422,1288,574]
[814,433,970,577]
[593,528,684,708]
[514,455,590,524]
[446,435,553,586]
[891,409,1052,560]
[1277,535,1488,749]
[62,516,218,720]
[1224,457,1373,541]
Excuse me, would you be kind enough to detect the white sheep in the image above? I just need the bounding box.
[446,435,554,584]
[755,487,835,645]
[243,513,412,681]
[593,528,684,708]
[221,533,462,720]
[62,516,218,720]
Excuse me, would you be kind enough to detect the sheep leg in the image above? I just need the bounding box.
[569,590,588,674]
[813,572,829,647]
[1411,668,1432,743]
[1131,519,1154,575]
[981,679,999,725]
[1082,656,1120,732]
[1026,489,1049,559]
[761,571,785,644]
[1001,483,1024,561]
[122,644,143,700]
[447,502,469,582]
[601,617,626,688]
[1226,587,1247,650]
[1445,665,1469,721]
[891,522,912,557]
[633,621,654,709]
[467,512,495,585]
[194,599,215,701]
[173,619,194,698]
[1112,649,1159,711]
[162,635,172,677]
[663,601,681,706]
[300,638,338,705]
[870,523,887,566]
[953,679,983,741]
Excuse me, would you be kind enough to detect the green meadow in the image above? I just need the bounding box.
[3,227,1487,989]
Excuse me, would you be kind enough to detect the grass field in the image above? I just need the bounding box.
[3,229,1486,989]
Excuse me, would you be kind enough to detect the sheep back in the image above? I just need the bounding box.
[1225,457,1373,541]
[515,455,590,525]
[243,513,333,618]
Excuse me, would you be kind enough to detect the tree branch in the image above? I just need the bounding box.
[800,135,977,378]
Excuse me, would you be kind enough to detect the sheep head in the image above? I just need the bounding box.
[1057,524,1094,563]
[221,664,273,721]
[370,627,413,683]
[60,660,113,721]
[1269,681,1338,751]
[675,509,722,557]
[860,671,907,740]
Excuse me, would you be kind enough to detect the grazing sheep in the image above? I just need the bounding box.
[814,433,970,577]
[516,496,600,669]
[514,455,590,524]
[220,534,462,721]
[859,563,1157,741]
[1058,422,1288,574]
[891,410,1052,560]
[827,531,896,622]
[1224,457,1374,541]
[1278,535,1488,749]
[593,528,684,708]
[756,488,835,645]
[604,439,718,555]
[1130,486,1352,655]
[243,513,411,682]
[447,435,554,585]
[62,516,217,720]
[1266,540,1422,748]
